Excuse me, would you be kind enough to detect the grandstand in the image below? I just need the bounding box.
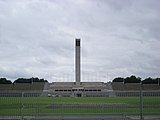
[143,84,160,90]
[0,82,45,91]
[112,82,160,90]
[1,82,159,92]
[0,84,13,90]
[46,82,111,97]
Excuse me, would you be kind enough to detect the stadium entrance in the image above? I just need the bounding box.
[72,87,84,97]
[76,93,82,97]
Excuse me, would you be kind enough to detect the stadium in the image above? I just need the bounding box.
[44,39,114,97]
[0,39,160,120]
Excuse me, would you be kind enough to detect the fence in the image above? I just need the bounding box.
[0,90,160,120]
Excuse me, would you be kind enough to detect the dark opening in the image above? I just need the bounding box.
[76,39,80,46]
[77,93,82,97]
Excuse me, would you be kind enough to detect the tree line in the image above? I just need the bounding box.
[113,75,160,84]
[1,75,160,84]
[0,77,48,84]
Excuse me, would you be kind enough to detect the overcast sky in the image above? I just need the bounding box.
[0,0,160,82]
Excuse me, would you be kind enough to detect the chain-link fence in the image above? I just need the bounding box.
[0,90,160,120]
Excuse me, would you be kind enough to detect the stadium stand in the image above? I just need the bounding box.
[0,84,13,90]
[112,82,160,90]
[0,82,45,91]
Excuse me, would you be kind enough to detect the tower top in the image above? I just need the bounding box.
[76,38,80,46]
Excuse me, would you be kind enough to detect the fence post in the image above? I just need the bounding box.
[61,96,63,118]
[140,86,144,120]
[21,92,24,120]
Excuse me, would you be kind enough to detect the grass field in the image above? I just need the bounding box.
[0,96,160,116]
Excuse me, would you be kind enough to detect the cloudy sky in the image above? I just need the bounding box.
[0,0,160,82]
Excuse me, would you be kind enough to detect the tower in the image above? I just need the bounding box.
[75,38,81,86]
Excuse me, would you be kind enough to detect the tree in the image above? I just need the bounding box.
[0,78,12,84]
[155,78,160,86]
[124,75,141,83]
[142,77,158,84]
[112,77,124,82]
[14,78,31,83]
[13,77,48,83]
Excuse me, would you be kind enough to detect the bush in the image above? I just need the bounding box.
[142,77,159,84]
[0,78,12,84]
[14,77,48,83]
[113,77,124,82]
[124,75,141,83]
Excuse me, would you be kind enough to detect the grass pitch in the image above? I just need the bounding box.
[0,96,160,116]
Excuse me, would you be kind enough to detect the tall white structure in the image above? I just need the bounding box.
[46,38,109,97]
[75,38,81,86]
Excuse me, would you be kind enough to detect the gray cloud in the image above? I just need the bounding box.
[0,0,160,82]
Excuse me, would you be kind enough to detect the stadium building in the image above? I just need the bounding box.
[45,39,112,97]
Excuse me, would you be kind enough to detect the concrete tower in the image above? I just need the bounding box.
[75,38,81,86]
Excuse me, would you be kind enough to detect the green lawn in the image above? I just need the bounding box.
[0,96,160,116]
